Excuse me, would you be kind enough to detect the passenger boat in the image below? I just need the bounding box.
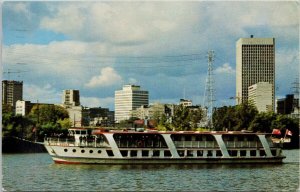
[44,128,285,164]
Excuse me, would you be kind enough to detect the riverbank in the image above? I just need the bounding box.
[2,137,47,153]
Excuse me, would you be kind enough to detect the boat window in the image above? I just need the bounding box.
[171,135,182,141]
[75,131,80,134]
[120,150,128,157]
[185,135,192,141]
[207,150,213,157]
[89,150,93,154]
[81,149,85,153]
[81,130,86,135]
[250,150,256,156]
[259,150,266,156]
[240,150,247,157]
[177,150,185,157]
[107,150,114,157]
[164,150,172,157]
[195,136,203,141]
[142,150,149,157]
[237,136,244,141]
[187,150,194,157]
[271,150,277,156]
[130,150,137,157]
[98,150,102,154]
[228,150,237,157]
[197,150,203,157]
[206,135,215,141]
[73,149,76,153]
[64,149,68,152]
[216,150,222,157]
[113,133,167,148]
[153,150,160,157]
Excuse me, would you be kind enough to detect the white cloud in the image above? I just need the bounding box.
[215,63,235,74]
[85,67,122,88]
[23,83,61,104]
[3,1,299,109]
[81,96,114,109]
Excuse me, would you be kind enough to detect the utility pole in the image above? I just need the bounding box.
[203,50,215,129]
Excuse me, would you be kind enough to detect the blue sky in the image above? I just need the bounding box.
[2,1,299,110]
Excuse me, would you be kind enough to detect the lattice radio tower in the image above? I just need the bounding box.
[203,50,216,129]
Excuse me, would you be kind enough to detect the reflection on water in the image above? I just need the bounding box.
[3,149,299,191]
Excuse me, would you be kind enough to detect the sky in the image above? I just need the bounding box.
[2,1,299,110]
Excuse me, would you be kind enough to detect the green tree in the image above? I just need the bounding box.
[249,112,276,132]
[29,104,69,124]
[212,106,237,131]
[2,113,34,139]
[171,105,191,131]
[28,105,69,140]
[234,102,258,130]
[189,108,203,129]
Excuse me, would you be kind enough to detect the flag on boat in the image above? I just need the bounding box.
[272,129,281,135]
[286,129,292,136]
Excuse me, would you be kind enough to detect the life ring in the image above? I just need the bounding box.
[137,141,144,148]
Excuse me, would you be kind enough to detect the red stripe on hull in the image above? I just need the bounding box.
[54,160,82,164]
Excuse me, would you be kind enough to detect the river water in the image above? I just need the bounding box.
[2,149,299,191]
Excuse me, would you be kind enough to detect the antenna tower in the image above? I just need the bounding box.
[203,50,215,129]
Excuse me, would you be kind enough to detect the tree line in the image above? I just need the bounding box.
[2,104,71,141]
[2,102,299,147]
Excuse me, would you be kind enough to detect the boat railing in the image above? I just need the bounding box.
[225,141,263,148]
[44,137,109,148]
[173,141,219,148]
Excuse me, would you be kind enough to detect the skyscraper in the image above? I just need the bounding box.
[236,36,275,111]
[2,80,23,111]
[115,85,149,123]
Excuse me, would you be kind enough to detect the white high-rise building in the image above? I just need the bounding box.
[248,82,273,112]
[236,36,275,111]
[115,85,149,123]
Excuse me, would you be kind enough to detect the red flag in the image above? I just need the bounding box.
[272,129,281,135]
[286,129,292,136]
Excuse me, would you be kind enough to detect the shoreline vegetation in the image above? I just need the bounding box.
[2,102,299,153]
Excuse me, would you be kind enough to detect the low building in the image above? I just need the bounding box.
[179,99,192,107]
[277,94,299,115]
[65,106,89,127]
[15,100,32,116]
[88,107,114,127]
[15,100,54,116]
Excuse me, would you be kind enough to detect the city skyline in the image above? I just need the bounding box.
[3,1,299,110]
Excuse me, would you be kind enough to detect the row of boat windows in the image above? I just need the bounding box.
[62,148,278,157]
[114,134,261,142]
[64,148,102,154]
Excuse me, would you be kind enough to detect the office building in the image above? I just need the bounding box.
[62,89,80,107]
[2,80,23,111]
[277,94,299,115]
[236,36,275,111]
[115,85,148,123]
[248,82,273,112]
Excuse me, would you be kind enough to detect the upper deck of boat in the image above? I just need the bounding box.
[68,128,270,136]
